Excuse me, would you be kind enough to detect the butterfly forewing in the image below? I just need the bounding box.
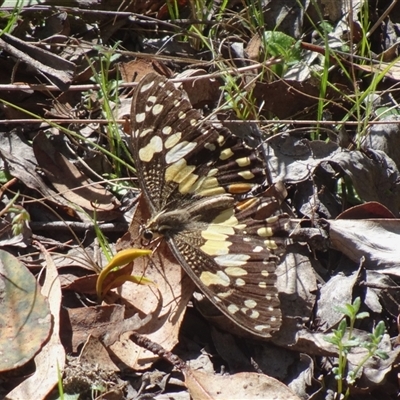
[130,73,287,338]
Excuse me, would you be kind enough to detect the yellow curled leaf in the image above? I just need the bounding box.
[96,248,152,300]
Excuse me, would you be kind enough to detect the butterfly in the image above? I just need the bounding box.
[129,73,288,337]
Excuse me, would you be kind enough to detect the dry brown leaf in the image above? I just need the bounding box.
[118,58,155,83]
[61,302,150,353]
[79,335,119,373]
[5,244,65,400]
[328,218,400,272]
[0,250,52,373]
[32,131,119,222]
[183,368,301,400]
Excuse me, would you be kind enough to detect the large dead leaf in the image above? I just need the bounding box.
[6,244,65,400]
[328,218,400,273]
[184,368,300,400]
[60,303,149,352]
[32,132,119,222]
[0,250,51,372]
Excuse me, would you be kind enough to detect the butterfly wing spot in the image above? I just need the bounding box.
[235,278,246,286]
[138,135,163,162]
[224,266,248,276]
[244,299,257,308]
[235,157,251,167]
[257,227,274,237]
[248,310,260,319]
[152,103,164,116]
[165,141,197,164]
[238,171,255,180]
[228,303,240,314]
[162,126,172,135]
[200,270,231,287]
[214,253,250,267]
[164,132,182,148]
[263,239,278,250]
[139,80,155,93]
[136,112,146,123]
[253,246,264,253]
[220,148,234,160]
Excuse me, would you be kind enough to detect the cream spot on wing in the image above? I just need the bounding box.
[165,141,197,164]
[266,215,279,224]
[261,270,270,277]
[225,266,248,277]
[227,304,239,314]
[139,128,153,138]
[197,177,218,189]
[238,170,255,180]
[235,278,246,286]
[220,148,234,160]
[178,111,186,119]
[244,299,257,309]
[202,231,229,241]
[140,80,155,93]
[136,112,145,123]
[171,164,196,183]
[236,157,251,167]
[207,168,219,177]
[212,208,238,225]
[253,246,264,253]
[216,291,232,298]
[196,187,226,196]
[215,253,250,267]
[164,132,182,148]
[202,223,235,238]
[152,103,164,116]
[201,238,230,256]
[254,324,271,332]
[259,282,267,289]
[264,240,278,250]
[257,227,273,237]
[249,310,260,319]
[165,160,198,193]
[200,271,230,287]
[178,173,199,194]
[162,126,172,135]
[138,136,163,162]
